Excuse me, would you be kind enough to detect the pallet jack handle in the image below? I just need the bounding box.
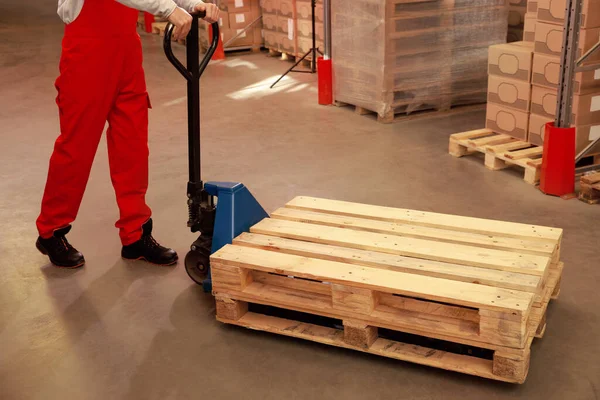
[163,11,220,82]
[164,13,220,234]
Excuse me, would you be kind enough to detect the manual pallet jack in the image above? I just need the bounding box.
[163,14,268,291]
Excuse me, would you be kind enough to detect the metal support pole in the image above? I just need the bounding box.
[555,0,582,128]
[323,0,331,60]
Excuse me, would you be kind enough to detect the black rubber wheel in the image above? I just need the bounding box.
[184,250,210,285]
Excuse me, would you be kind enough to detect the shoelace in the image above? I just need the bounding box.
[142,235,161,249]
[52,236,73,253]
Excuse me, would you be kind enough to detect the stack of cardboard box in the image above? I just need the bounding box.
[261,0,324,57]
[486,41,535,140]
[525,0,600,154]
[507,0,527,42]
[200,0,263,50]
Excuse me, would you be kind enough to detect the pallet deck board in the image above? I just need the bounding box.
[212,196,564,383]
[250,218,550,276]
[233,233,542,293]
[285,196,562,242]
[217,311,513,382]
[270,207,556,257]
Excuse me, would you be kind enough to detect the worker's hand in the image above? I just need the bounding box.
[194,2,220,24]
[167,7,193,41]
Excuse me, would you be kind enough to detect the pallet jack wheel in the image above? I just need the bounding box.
[184,249,210,285]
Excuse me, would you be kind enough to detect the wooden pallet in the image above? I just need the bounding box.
[211,196,564,383]
[579,171,600,204]
[267,48,298,61]
[335,101,485,124]
[449,129,544,185]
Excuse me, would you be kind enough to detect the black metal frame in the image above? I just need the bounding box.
[164,13,220,235]
[270,0,323,88]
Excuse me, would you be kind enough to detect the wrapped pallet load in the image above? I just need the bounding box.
[331,0,510,122]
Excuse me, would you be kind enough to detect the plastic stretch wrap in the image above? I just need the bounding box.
[332,0,509,117]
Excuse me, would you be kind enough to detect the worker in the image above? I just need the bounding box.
[36,0,220,268]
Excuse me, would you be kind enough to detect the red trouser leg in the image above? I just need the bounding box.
[36,38,119,239]
[107,39,152,246]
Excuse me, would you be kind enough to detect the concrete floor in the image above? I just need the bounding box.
[1,3,599,400]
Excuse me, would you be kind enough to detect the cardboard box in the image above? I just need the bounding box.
[535,22,600,63]
[524,12,536,42]
[532,52,600,93]
[531,85,600,125]
[487,75,532,112]
[221,27,254,47]
[486,103,530,140]
[529,114,600,154]
[263,29,279,50]
[277,15,294,35]
[508,6,526,27]
[277,32,297,54]
[296,20,324,41]
[296,0,324,22]
[528,113,553,146]
[297,37,324,55]
[537,0,600,29]
[229,11,254,29]
[262,13,277,31]
[278,0,296,18]
[224,0,252,12]
[488,41,534,82]
[261,0,279,14]
[528,0,538,13]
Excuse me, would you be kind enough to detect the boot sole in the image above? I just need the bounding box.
[36,241,85,269]
[122,256,179,267]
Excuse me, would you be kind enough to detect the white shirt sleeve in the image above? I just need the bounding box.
[174,0,205,13]
[57,0,206,24]
[116,0,178,18]
[117,0,204,17]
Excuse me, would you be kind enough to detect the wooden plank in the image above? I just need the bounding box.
[215,295,248,321]
[487,141,530,153]
[343,320,378,348]
[270,208,556,257]
[527,158,544,167]
[505,147,544,160]
[470,135,513,147]
[250,219,550,277]
[211,245,534,314]
[450,128,494,141]
[233,233,542,293]
[218,312,518,383]
[581,172,600,184]
[285,196,562,242]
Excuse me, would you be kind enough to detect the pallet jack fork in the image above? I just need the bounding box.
[163,13,268,292]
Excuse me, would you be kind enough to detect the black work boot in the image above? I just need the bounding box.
[36,226,85,268]
[121,219,178,266]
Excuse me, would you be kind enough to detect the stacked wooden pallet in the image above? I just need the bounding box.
[211,196,564,383]
[331,0,508,123]
[579,171,600,204]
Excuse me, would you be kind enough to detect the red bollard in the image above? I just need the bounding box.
[144,12,154,34]
[209,25,226,60]
[317,57,333,105]
[539,122,576,196]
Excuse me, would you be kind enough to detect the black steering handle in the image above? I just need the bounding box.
[164,12,220,81]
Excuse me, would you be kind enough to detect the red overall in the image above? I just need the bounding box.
[37,0,152,245]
